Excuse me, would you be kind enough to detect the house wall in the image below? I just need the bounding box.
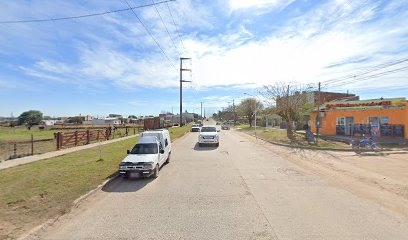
[311,102,408,139]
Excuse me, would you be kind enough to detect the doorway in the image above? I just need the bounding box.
[345,117,354,136]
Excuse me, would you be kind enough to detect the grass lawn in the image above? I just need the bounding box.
[236,124,349,149]
[0,126,142,161]
[0,126,59,142]
[0,124,191,240]
[0,126,139,142]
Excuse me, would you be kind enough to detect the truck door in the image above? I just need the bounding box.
[158,142,166,165]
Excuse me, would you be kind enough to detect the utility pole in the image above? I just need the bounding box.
[180,57,191,126]
[316,82,321,144]
[233,99,236,125]
[200,101,203,123]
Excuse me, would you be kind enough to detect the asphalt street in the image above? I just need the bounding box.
[28,128,408,240]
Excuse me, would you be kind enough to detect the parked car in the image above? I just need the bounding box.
[119,129,171,178]
[191,124,201,132]
[198,125,219,147]
[221,123,230,130]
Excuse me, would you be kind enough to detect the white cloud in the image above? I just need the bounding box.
[185,0,408,92]
[228,0,294,12]
[5,0,408,95]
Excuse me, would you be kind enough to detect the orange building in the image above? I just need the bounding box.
[310,98,408,139]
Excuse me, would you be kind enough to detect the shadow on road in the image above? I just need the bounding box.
[193,142,218,151]
[354,151,408,157]
[102,175,154,193]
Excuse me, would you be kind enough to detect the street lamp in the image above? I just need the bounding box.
[243,93,257,140]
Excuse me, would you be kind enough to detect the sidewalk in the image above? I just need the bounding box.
[0,135,138,171]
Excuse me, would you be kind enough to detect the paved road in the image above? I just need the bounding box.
[28,130,408,240]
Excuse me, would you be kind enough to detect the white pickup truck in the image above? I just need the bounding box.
[119,130,171,178]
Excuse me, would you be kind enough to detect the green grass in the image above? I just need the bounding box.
[236,125,349,149]
[0,126,142,161]
[0,126,140,142]
[0,124,191,239]
[0,126,59,142]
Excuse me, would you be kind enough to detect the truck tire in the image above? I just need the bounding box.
[152,164,159,178]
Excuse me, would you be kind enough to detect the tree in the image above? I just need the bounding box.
[237,98,263,127]
[18,110,43,126]
[262,82,311,139]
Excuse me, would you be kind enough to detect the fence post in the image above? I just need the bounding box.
[133,127,136,135]
[13,143,17,157]
[31,134,34,155]
[56,132,63,150]
[86,130,90,144]
[106,128,110,140]
[97,130,100,141]
[75,131,78,146]
[126,127,128,136]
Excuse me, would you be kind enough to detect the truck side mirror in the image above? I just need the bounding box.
[159,149,165,154]
[127,150,130,154]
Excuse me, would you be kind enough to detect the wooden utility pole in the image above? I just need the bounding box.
[180,57,191,126]
[201,101,203,122]
[233,99,236,125]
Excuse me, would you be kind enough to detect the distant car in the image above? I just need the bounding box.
[198,125,219,147]
[221,123,230,130]
[191,124,201,132]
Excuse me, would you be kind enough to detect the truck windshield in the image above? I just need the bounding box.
[130,143,158,154]
[201,127,216,132]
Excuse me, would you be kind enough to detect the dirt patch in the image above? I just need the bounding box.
[236,130,408,217]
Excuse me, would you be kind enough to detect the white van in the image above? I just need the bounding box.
[119,129,171,178]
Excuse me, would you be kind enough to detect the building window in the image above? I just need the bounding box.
[368,116,379,124]
[336,117,345,125]
[379,116,390,124]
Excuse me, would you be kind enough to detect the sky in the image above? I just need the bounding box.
[0,0,408,117]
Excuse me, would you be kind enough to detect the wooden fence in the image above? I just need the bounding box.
[1,136,55,160]
[56,127,142,149]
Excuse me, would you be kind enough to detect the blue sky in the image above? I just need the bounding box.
[1,0,408,117]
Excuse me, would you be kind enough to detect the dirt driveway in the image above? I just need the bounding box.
[236,131,408,217]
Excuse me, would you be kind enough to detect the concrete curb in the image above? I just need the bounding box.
[19,174,120,240]
[236,130,406,152]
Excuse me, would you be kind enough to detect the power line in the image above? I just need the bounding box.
[327,66,408,88]
[322,57,408,86]
[166,1,188,53]
[0,0,175,24]
[124,0,178,71]
[151,0,182,56]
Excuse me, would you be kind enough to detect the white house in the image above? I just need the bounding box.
[40,120,57,126]
[92,118,121,126]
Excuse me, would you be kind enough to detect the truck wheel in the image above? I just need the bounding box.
[166,153,171,163]
[152,164,159,178]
